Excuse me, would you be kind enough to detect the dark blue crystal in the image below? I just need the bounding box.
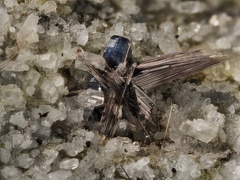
[103,35,130,69]
[87,78,101,91]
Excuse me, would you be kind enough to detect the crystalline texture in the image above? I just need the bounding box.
[47,170,72,180]
[158,33,182,54]
[1,166,22,179]
[0,7,10,36]
[0,84,26,111]
[175,155,201,179]
[40,74,66,103]
[39,1,57,13]
[35,52,58,69]
[9,111,28,128]
[131,23,147,41]
[179,119,219,143]
[221,160,240,180]
[59,158,79,170]
[17,13,39,45]
[171,1,208,14]
[16,153,34,169]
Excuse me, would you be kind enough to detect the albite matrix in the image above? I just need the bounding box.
[1,0,240,179]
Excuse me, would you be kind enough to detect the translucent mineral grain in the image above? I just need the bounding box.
[59,158,79,170]
[220,160,240,180]
[9,111,28,128]
[171,1,208,14]
[40,74,67,103]
[39,1,57,13]
[0,149,11,164]
[112,0,140,15]
[179,119,219,143]
[16,153,34,169]
[25,68,41,96]
[4,0,19,8]
[17,13,39,45]
[47,170,72,180]
[2,50,35,72]
[158,33,182,54]
[131,23,147,41]
[35,52,58,70]
[0,7,10,36]
[122,157,155,179]
[175,155,201,179]
[0,84,26,111]
[1,166,22,179]
[65,130,95,156]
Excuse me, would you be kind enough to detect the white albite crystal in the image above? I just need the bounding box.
[0,149,11,164]
[25,68,40,96]
[158,33,182,54]
[4,0,19,8]
[215,37,232,49]
[175,155,201,179]
[66,109,84,123]
[31,149,40,158]
[103,137,140,160]
[2,50,36,72]
[179,119,219,143]
[122,157,155,179]
[9,111,28,128]
[171,1,208,14]
[1,166,22,179]
[16,153,34,169]
[221,160,240,180]
[102,165,115,179]
[177,22,202,42]
[17,13,39,45]
[12,133,24,147]
[42,149,59,166]
[59,158,79,170]
[39,1,57,13]
[34,105,66,127]
[0,7,10,36]
[47,170,72,180]
[36,52,58,70]
[131,23,147,41]
[112,0,140,15]
[40,74,66,103]
[65,130,94,156]
[199,153,218,169]
[0,84,26,111]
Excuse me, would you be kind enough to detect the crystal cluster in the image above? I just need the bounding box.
[1,0,240,179]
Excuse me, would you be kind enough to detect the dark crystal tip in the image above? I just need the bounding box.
[103,35,130,69]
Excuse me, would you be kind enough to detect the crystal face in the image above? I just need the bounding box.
[102,35,130,69]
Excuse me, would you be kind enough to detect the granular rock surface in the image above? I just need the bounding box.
[1,0,240,179]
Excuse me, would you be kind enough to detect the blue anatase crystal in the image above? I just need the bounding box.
[88,35,130,90]
[103,35,130,69]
